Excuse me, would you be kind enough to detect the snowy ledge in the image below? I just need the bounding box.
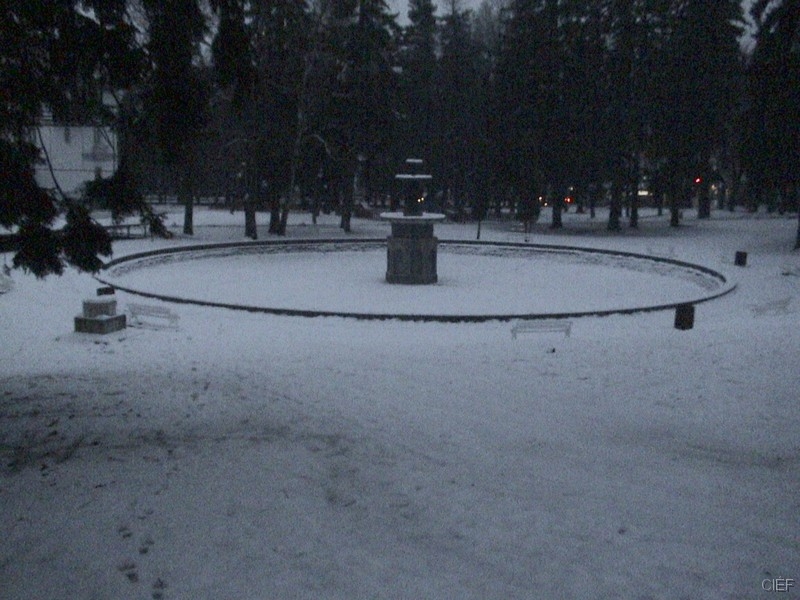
[96,239,736,323]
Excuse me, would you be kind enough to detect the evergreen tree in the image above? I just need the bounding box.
[438,0,487,214]
[397,0,438,165]
[491,0,549,219]
[650,0,744,225]
[210,0,259,238]
[336,0,400,231]
[0,0,145,276]
[212,0,257,99]
[141,0,209,236]
[746,0,800,246]
[493,0,592,229]
[254,0,310,233]
[470,0,504,225]
[602,0,666,229]
[211,0,310,236]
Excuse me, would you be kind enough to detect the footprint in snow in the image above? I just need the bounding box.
[117,561,138,583]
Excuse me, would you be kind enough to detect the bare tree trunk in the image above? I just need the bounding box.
[278,202,289,235]
[179,169,193,235]
[312,197,320,225]
[697,177,711,218]
[268,194,281,233]
[670,197,681,226]
[550,189,563,229]
[242,168,258,239]
[340,185,352,233]
[653,175,664,216]
[574,182,585,214]
[669,177,682,227]
[279,138,299,235]
[244,198,257,239]
[629,167,639,228]
[608,180,622,231]
[727,179,738,211]
[275,132,305,238]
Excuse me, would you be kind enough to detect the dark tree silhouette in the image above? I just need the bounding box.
[1,0,145,276]
[747,0,800,247]
[141,0,209,236]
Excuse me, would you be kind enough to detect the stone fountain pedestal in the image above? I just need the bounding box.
[381,212,446,284]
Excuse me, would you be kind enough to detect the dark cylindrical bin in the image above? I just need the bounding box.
[735,251,748,267]
[674,304,695,330]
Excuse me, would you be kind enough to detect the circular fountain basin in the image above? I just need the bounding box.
[98,240,735,322]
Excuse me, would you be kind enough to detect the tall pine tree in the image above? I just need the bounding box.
[141,0,209,236]
[747,0,800,246]
[438,0,486,212]
[397,0,438,165]
[651,0,744,224]
[336,0,400,231]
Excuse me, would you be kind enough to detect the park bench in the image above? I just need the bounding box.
[127,303,179,329]
[104,223,148,239]
[354,201,379,219]
[750,297,791,316]
[511,319,572,339]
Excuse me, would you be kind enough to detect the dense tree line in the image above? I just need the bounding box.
[2,0,798,276]
[746,0,800,247]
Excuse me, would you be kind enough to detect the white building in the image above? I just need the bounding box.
[33,110,118,197]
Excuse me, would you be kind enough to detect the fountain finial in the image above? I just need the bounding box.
[395,158,433,216]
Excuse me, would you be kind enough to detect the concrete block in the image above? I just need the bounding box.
[83,298,117,318]
[75,314,126,334]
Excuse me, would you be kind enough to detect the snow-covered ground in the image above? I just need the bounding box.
[1,207,798,599]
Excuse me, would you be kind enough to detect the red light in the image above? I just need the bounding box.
[694,177,702,184]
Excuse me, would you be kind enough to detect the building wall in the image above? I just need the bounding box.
[33,123,118,196]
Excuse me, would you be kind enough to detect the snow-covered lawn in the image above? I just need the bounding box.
[1,207,798,599]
